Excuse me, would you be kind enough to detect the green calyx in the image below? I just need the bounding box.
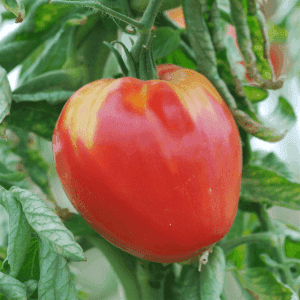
[104,38,158,80]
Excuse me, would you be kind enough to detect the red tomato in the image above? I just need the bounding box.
[53,65,242,263]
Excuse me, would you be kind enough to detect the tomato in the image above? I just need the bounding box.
[53,65,242,263]
[165,6,186,28]
[131,0,181,13]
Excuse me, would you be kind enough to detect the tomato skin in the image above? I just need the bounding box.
[53,66,242,263]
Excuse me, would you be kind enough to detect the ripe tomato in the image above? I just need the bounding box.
[53,65,242,263]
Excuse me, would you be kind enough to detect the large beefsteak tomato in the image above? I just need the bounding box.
[52,65,242,263]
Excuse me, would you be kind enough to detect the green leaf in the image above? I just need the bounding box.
[113,41,137,78]
[156,47,196,70]
[17,41,46,82]
[19,27,70,84]
[0,187,31,278]
[247,15,273,80]
[87,235,141,300]
[5,72,80,141]
[27,1,72,34]
[11,129,52,197]
[9,187,86,262]
[104,41,129,77]
[241,165,300,209]
[0,0,25,22]
[66,12,87,26]
[285,237,300,260]
[0,10,16,21]
[250,150,297,182]
[4,99,64,141]
[0,0,60,72]
[79,17,118,82]
[216,48,237,88]
[12,90,75,104]
[0,40,41,74]
[243,86,268,102]
[0,66,11,124]
[221,210,247,269]
[152,27,181,59]
[235,95,296,142]
[77,289,90,300]
[233,267,299,300]
[64,213,97,237]
[267,22,288,44]
[24,279,38,297]
[38,238,78,300]
[73,13,100,49]
[0,1,76,72]
[0,247,7,262]
[259,253,282,269]
[13,67,85,94]
[18,10,91,85]
[0,161,26,183]
[16,236,40,283]
[0,272,27,299]
[199,246,226,300]
[260,96,297,135]
[0,137,28,190]
[175,246,225,299]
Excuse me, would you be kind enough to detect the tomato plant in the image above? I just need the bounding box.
[130,0,181,13]
[227,25,287,83]
[53,65,242,263]
[0,0,299,299]
[166,6,287,84]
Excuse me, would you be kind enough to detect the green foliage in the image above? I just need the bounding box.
[0,0,300,299]
[0,0,25,21]
[152,27,181,59]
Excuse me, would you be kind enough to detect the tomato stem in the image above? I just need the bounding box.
[137,261,171,300]
[130,0,164,79]
[221,231,278,253]
[256,205,294,287]
[86,235,142,300]
[50,0,144,29]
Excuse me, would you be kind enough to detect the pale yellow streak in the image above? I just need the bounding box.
[164,69,224,106]
[160,70,220,122]
[62,79,114,154]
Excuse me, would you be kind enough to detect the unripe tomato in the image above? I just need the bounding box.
[131,0,181,13]
[53,65,242,263]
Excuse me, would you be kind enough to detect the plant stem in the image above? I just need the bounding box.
[86,235,142,300]
[221,232,277,253]
[130,0,164,64]
[256,205,294,287]
[50,0,143,29]
[152,282,165,300]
